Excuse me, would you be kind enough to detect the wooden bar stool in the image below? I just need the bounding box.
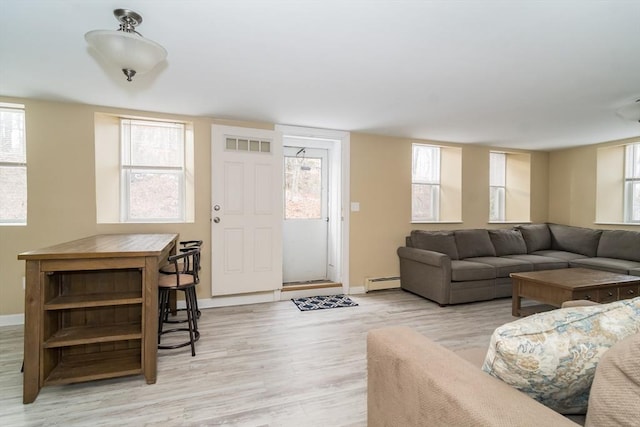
[160,240,203,321]
[158,247,200,356]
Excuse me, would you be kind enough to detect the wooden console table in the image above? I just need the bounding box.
[19,233,177,403]
[511,268,640,317]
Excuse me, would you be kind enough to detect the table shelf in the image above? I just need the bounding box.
[44,348,142,386]
[44,292,142,310]
[44,323,142,348]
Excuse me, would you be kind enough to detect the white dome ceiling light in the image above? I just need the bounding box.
[85,9,167,82]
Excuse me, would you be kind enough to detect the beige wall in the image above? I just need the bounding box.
[2,96,635,317]
[548,137,640,230]
[348,136,550,288]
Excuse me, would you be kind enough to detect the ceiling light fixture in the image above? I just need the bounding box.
[85,9,167,82]
[617,99,640,123]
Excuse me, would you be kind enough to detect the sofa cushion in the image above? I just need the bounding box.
[517,224,551,253]
[570,257,640,275]
[532,250,588,262]
[451,260,496,281]
[488,229,527,256]
[597,229,640,262]
[464,256,532,278]
[548,223,602,257]
[410,230,459,260]
[482,297,640,414]
[585,332,640,427]
[454,229,496,259]
[503,254,568,270]
[631,268,640,277]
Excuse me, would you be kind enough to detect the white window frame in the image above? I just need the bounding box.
[120,118,186,222]
[624,142,640,223]
[489,151,506,222]
[0,103,27,225]
[412,144,441,222]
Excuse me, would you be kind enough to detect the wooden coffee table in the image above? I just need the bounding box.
[510,268,640,317]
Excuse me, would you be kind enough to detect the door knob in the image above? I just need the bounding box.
[214,205,221,211]
[213,217,220,223]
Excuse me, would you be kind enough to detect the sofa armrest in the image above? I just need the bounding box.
[397,246,450,267]
[367,326,578,427]
[397,247,451,304]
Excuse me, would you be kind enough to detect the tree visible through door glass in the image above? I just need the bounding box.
[284,157,322,219]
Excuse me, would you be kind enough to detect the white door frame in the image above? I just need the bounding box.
[276,125,350,294]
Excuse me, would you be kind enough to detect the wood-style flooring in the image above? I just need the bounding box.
[0,289,517,426]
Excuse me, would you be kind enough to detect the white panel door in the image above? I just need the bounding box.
[211,125,283,296]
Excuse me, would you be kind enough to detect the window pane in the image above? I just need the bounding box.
[490,152,506,186]
[624,143,640,222]
[412,145,440,183]
[0,108,26,163]
[124,120,184,167]
[489,186,505,221]
[128,172,180,220]
[284,156,322,219]
[626,143,640,179]
[412,183,439,221]
[0,166,27,223]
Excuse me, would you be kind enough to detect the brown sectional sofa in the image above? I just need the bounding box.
[397,223,640,305]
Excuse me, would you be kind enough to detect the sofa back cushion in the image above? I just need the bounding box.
[489,229,527,256]
[517,224,551,253]
[585,332,640,427]
[454,229,496,259]
[597,230,640,262]
[410,230,459,260]
[548,223,602,257]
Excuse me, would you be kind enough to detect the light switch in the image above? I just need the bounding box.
[351,202,360,212]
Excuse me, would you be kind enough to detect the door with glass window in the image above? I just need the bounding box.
[283,147,329,283]
[211,125,283,296]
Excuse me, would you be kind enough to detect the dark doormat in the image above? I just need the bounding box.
[291,294,359,311]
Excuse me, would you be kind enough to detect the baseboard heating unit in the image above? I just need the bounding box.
[364,276,401,292]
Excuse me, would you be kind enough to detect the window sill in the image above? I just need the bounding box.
[411,221,463,224]
[488,221,531,225]
[594,222,640,227]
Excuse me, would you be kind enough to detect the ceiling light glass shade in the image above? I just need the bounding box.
[617,100,640,122]
[85,30,167,77]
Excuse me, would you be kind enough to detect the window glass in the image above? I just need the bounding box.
[284,156,322,219]
[412,144,440,221]
[489,152,506,221]
[0,105,27,224]
[625,143,640,223]
[121,119,185,222]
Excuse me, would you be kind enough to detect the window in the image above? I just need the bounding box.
[0,104,26,224]
[624,143,640,223]
[489,152,506,221]
[120,119,186,222]
[412,144,440,221]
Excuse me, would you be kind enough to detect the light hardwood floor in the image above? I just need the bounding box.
[0,289,517,426]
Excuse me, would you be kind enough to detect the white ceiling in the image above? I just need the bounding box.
[1,0,639,150]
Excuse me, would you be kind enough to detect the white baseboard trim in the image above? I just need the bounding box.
[349,286,366,295]
[0,313,24,327]
[176,291,281,310]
